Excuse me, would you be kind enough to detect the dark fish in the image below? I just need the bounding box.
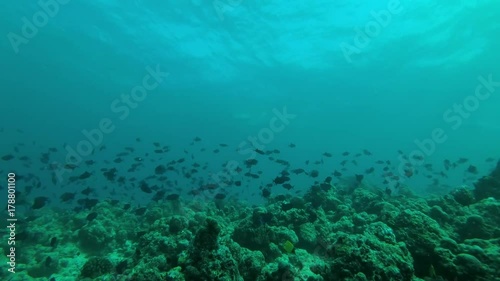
[79,171,92,180]
[363,149,372,156]
[103,168,117,181]
[32,196,49,209]
[412,154,424,161]
[245,159,258,167]
[234,181,242,187]
[108,199,119,206]
[254,149,265,155]
[64,164,78,170]
[289,143,296,148]
[193,137,202,142]
[135,207,147,216]
[140,182,152,193]
[365,167,375,174]
[50,237,57,248]
[155,165,166,174]
[45,256,52,267]
[215,193,226,200]
[404,169,414,178]
[342,152,350,156]
[152,190,166,202]
[245,173,260,179]
[385,187,392,196]
[324,176,333,184]
[86,212,98,222]
[457,158,468,164]
[60,192,76,202]
[466,165,478,174]
[166,194,180,200]
[309,170,319,178]
[323,152,332,157]
[333,170,342,177]
[273,175,290,185]
[81,187,94,196]
[275,159,289,166]
[261,188,271,198]
[124,203,131,210]
[320,183,331,191]
[201,183,218,190]
[282,183,293,190]
[1,154,15,161]
[77,198,99,210]
[291,168,305,175]
[355,174,364,182]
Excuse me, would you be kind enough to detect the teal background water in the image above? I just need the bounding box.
[1,0,499,203]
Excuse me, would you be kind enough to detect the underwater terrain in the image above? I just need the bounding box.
[1,0,500,280]
[0,139,499,281]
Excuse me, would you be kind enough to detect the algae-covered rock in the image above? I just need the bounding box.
[327,223,415,281]
[458,215,492,240]
[80,257,113,279]
[78,221,115,253]
[192,217,220,253]
[166,266,185,281]
[473,160,500,200]
[392,209,449,276]
[236,248,265,281]
[454,253,488,280]
[451,187,475,207]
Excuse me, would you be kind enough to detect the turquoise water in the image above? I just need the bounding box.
[2,0,499,198]
[1,1,500,280]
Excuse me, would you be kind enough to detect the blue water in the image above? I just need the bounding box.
[1,0,499,206]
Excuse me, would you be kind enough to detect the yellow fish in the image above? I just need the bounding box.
[283,240,294,253]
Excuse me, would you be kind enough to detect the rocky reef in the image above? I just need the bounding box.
[1,169,500,281]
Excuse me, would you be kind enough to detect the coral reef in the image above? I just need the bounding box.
[2,177,500,281]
